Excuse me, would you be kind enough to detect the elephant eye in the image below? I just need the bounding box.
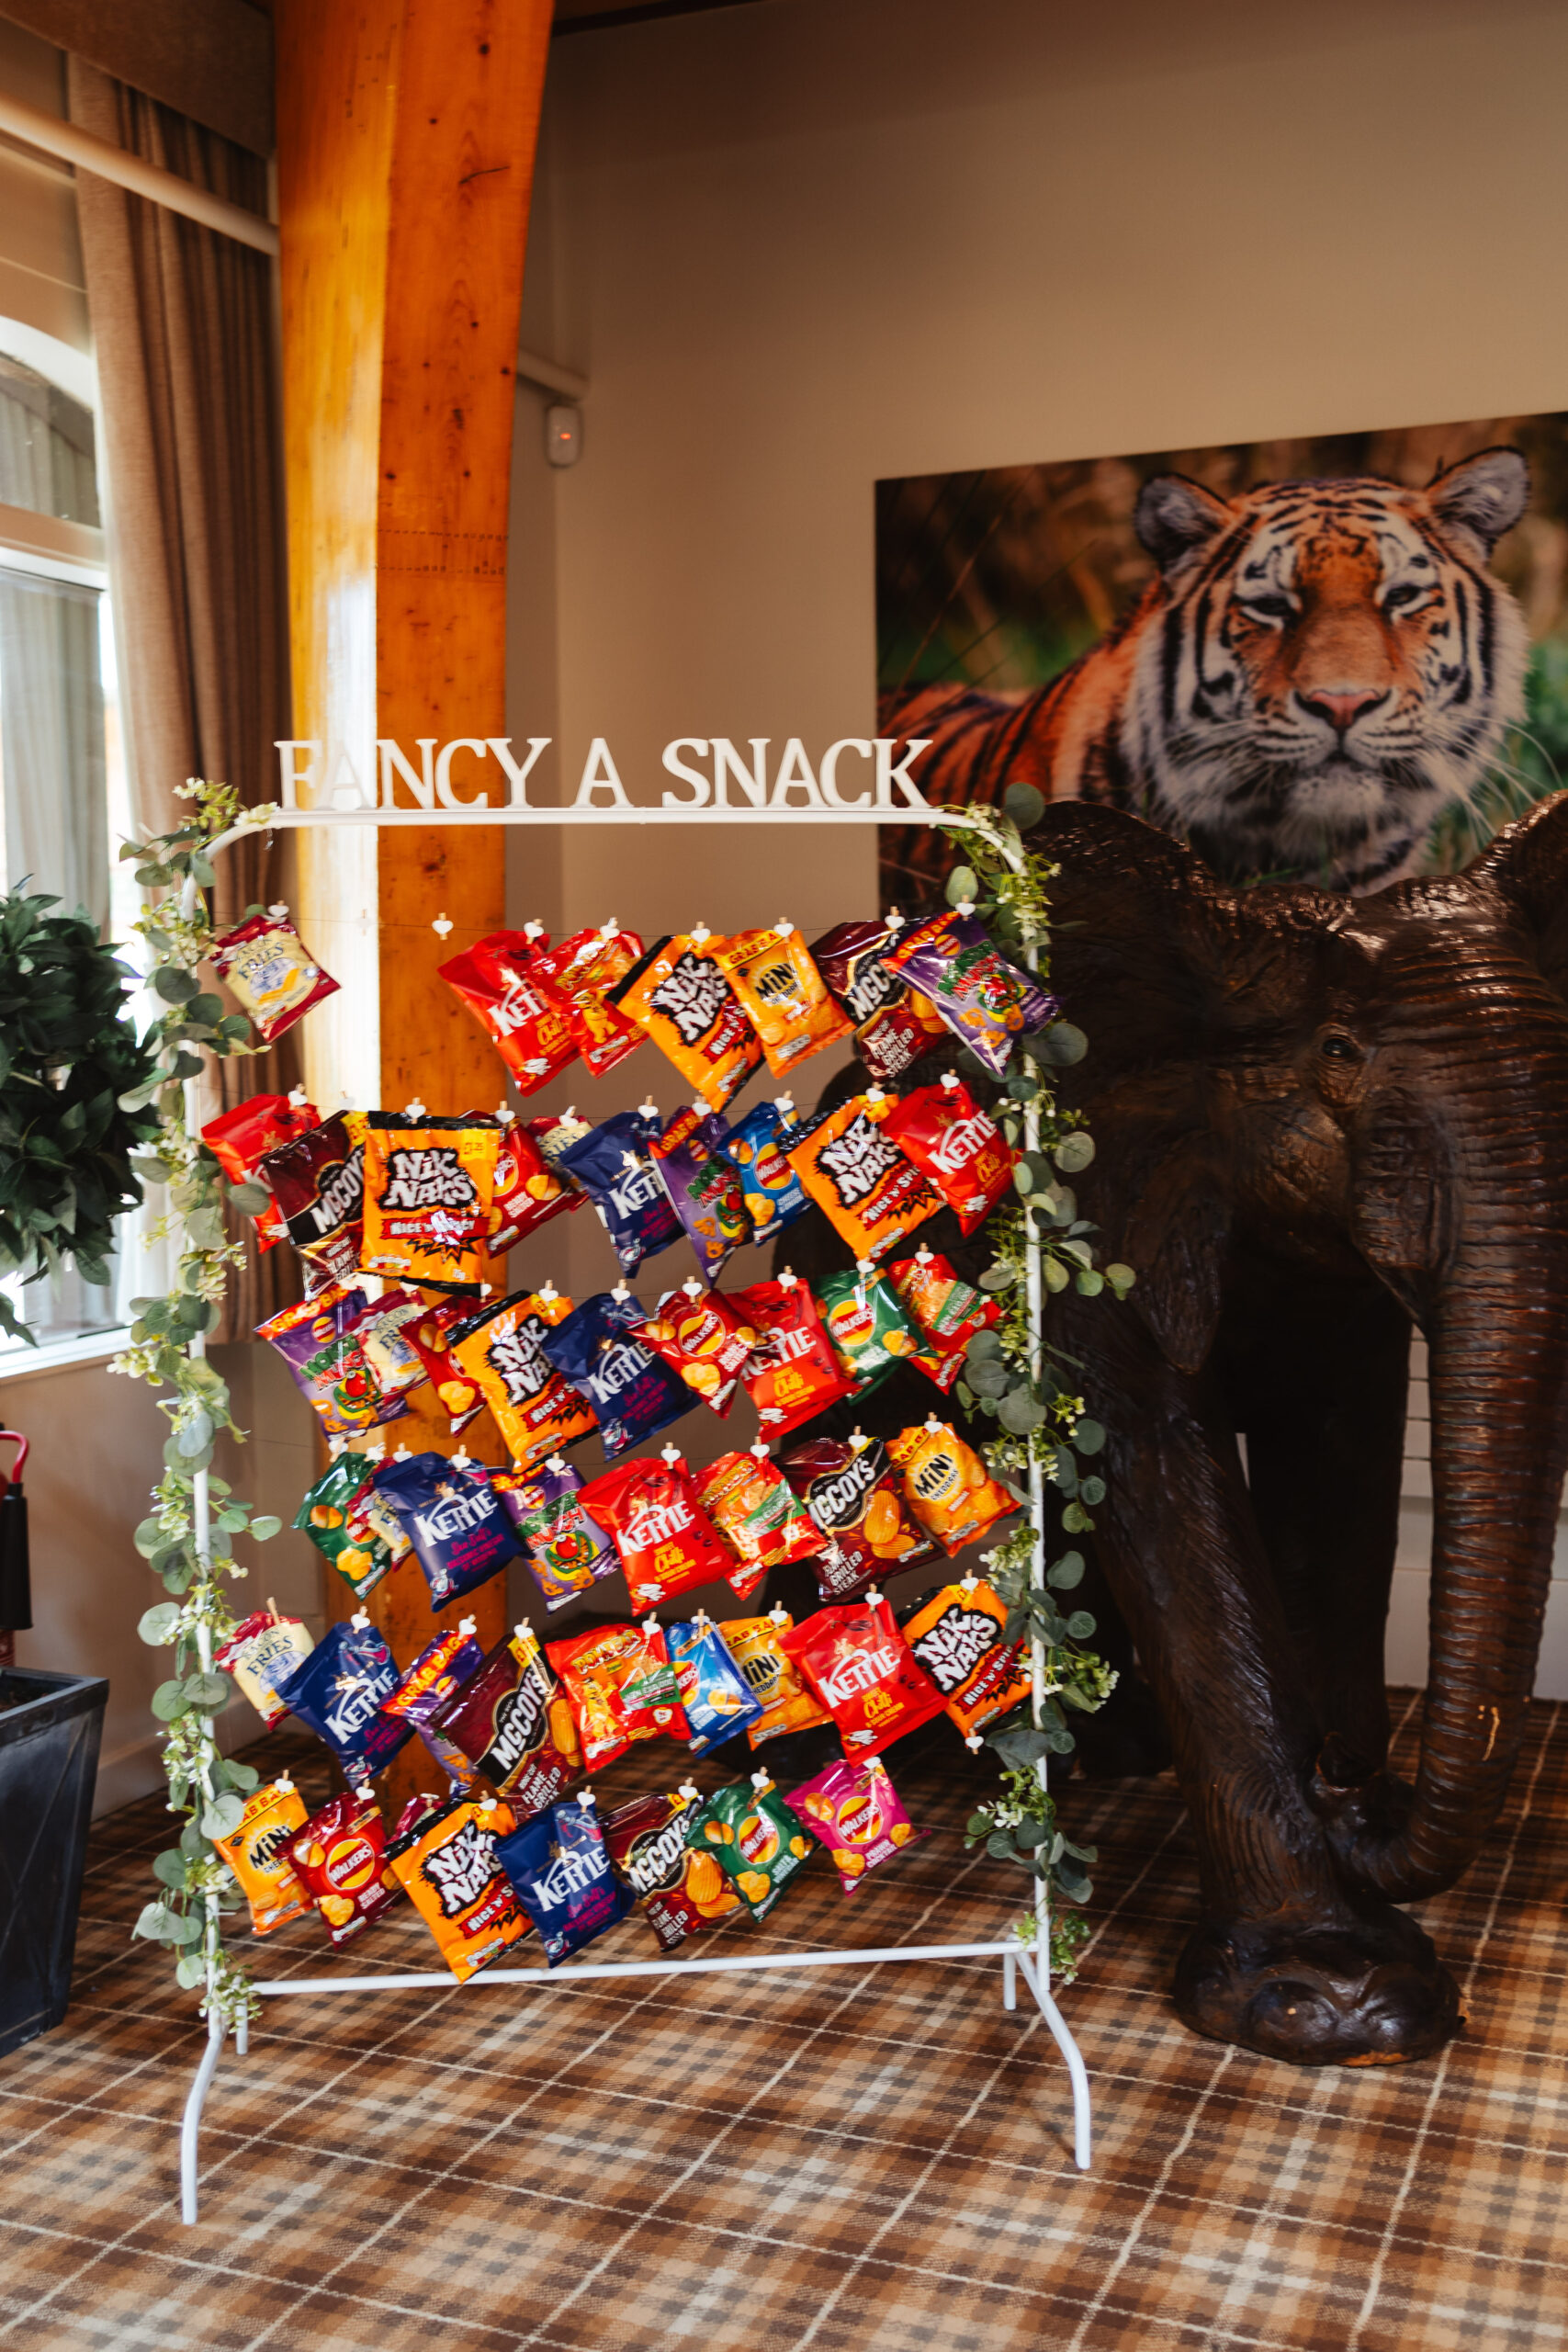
[1318,1031,1362,1062]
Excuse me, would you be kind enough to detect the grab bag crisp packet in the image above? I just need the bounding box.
[634,1281,756,1418]
[713,923,850,1077]
[649,1106,752,1283]
[718,1608,831,1747]
[372,1452,519,1608]
[694,1447,821,1606]
[899,1574,1031,1738]
[558,1109,682,1275]
[723,1097,810,1236]
[887,1419,1018,1556]
[495,1792,633,1966]
[273,1614,414,1781]
[603,1785,742,1951]
[428,1622,581,1816]
[202,1091,318,1250]
[886,1248,1000,1389]
[212,1776,310,1935]
[495,1455,619,1611]
[787,1755,929,1894]
[538,1291,691,1460]
[209,906,340,1042]
[583,1452,733,1610]
[288,1787,399,1947]
[260,1111,367,1283]
[667,1612,764,1756]
[438,929,577,1092]
[360,1114,499,1289]
[782,1592,947,1758]
[608,930,762,1112]
[878,1076,1012,1235]
[691,1771,811,1921]
[292,1450,407,1602]
[786,1096,940,1263]
[387,1793,530,1983]
[728,1272,858,1440]
[880,910,1057,1080]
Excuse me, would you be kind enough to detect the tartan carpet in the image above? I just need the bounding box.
[2,1689,1565,2350]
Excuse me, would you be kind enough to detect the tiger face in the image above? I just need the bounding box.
[1125,450,1529,890]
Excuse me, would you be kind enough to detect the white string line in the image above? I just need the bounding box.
[1344,1699,1562,2352]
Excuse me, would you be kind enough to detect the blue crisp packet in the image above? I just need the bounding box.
[558,1109,682,1274]
[274,1615,413,1781]
[667,1614,764,1757]
[724,1098,810,1238]
[372,1452,520,1607]
[537,1291,692,1458]
[493,1792,633,1965]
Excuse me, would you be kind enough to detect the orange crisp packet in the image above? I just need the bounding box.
[448,1289,599,1473]
[899,1575,1031,1738]
[386,1792,529,1983]
[713,923,851,1078]
[786,1095,940,1263]
[212,1776,311,1936]
[360,1114,500,1288]
[608,929,762,1112]
[719,1608,831,1747]
[886,1418,1019,1556]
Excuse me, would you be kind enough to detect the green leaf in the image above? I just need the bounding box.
[1053,1132,1096,1174]
[1046,1552,1085,1590]
[249,1514,282,1541]
[227,1180,271,1213]
[1066,1610,1098,1640]
[1074,1269,1105,1296]
[1002,780,1045,829]
[224,1759,260,1792]
[1104,1261,1136,1295]
[989,1724,1051,1769]
[200,1792,245,1838]
[1062,1501,1094,1533]
[966,1361,1011,1399]
[152,966,198,1003]
[1013,1817,1051,1849]
[132,1516,164,1559]
[985,1830,1016,1860]
[183,1670,232,1711]
[175,1952,208,1990]
[944,864,979,908]
[150,1679,189,1722]
[965,1329,1004,1363]
[1074,1418,1105,1456]
[978,1266,1015,1293]
[1043,1256,1070,1294]
[1078,1476,1106,1507]
[152,1849,187,1890]
[998,1389,1045,1436]
[175,1409,214,1458]
[137,1601,180,1646]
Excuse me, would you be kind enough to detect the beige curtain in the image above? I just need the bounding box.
[68,60,299,1334]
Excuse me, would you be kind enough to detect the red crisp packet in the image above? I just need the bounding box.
[583,1450,735,1610]
[398,1296,485,1434]
[778,1431,940,1600]
[547,1621,689,1764]
[488,1119,573,1250]
[886,1248,1000,1390]
[288,1788,399,1947]
[439,927,578,1093]
[634,1281,757,1418]
[427,1621,581,1816]
[533,922,647,1077]
[694,1446,822,1605]
[787,1755,930,1894]
[729,1272,858,1440]
[782,1591,947,1758]
[209,906,340,1042]
[878,1076,1013,1234]
[203,1091,319,1250]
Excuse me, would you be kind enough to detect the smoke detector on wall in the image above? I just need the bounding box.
[546,405,581,468]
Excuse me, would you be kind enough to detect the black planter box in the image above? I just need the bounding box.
[0,1667,108,2058]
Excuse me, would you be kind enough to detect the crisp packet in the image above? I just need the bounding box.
[399,1296,486,1433]
[650,1106,752,1283]
[533,922,646,1076]
[604,1785,742,1951]
[888,1419,1019,1556]
[538,1291,691,1460]
[778,1433,939,1601]
[387,1793,529,1982]
[213,1776,311,1935]
[886,1248,1000,1389]
[713,923,850,1077]
[692,1771,811,1921]
[634,1281,756,1418]
[584,1452,733,1609]
[495,1792,633,1966]
[209,906,339,1043]
[449,1289,600,1472]
[438,929,577,1092]
[881,911,1057,1080]
[488,1120,573,1251]
[608,930,762,1112]
[202,1092,318,1250]
[558,1108,682,1275]
[812,917,943,1083]
[879,1077,1012,1234]
[257,1282,411,1437]
[495,1455,619,1611]
[293,1451,406,1602]
[360,1114,499,1289]
[815,1263,923,1392]
[428,1622,581,1814]
[783,1593,948,1757]
[273,1613,414,1781]
[261,1111,367,1283]
[547,1621,685,1767]
[729,1272,858,1439]
[372,1452,519,1608]
[214,1611,314,1726]
[667,1612,764,1755]
[288,1787,399,1946]
[381,1620,485,1787]
[724,1098,810,1237]
[786,1096,940,1264]
[899,1575,1031,1737]
[853,997,948,1085]
[787,1755,929,1894]
[694,1448,821,1606]
[720,1609,831,1747]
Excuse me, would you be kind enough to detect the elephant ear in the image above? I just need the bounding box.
[1472,787,1568,1003]
[1025,802,1327,1374]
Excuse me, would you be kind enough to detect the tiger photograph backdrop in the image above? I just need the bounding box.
[875,414,1568,908]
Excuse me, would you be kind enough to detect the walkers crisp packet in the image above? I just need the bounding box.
[786,1096,939,1263]
[608,930,762,1111]
[387,1793,530,1982]
[723,1097,810,1236]
[814,1263,923,1393]
[212,1777,311,1935]
[487,1119,573,1252]
[787,1756,929,1894]
[634,1282,756,1418]
[690,1772,811,1921]
[288,1787,399,1947]
[292,1451,407,1602]
[666,1613,763,1756]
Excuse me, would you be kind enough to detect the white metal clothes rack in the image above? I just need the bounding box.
[168,797,1092,2223]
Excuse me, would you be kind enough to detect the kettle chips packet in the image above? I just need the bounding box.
[273,1613,414,1782]
[539,1290,692,1460]
[494,1791,633,1966]
[558,1108,683,1275]
[372,1452,519,1608]
[729,1272,858,1439]
[723,1096,811,1235]
[877,1075,1013,1234]
[782,1591,948,1758]
[438,929,578,1092]
[583,1449,734,1610]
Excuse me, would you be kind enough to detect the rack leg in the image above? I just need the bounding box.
[180,2012,225,2225]
[1019,1951,1091,2171]
[1002,1950,1017,2011]
[235,2012,248,2057]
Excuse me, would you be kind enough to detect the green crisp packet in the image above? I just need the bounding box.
[814,1263,924,1394]
[292,1450,406,1601]
[690,1770,812,1921]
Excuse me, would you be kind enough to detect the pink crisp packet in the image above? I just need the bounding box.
[784,1755,931,1896]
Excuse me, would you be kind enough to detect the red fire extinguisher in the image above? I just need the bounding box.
[0,1430,30,1670]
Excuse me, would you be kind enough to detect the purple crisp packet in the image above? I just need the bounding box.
[537,1290,692,1459]
[380,1623,485,1786]
[273,1616,413,1782]
[649,1105,753,1282]
[494,1456,620,1611]
[371,1453,520,1608]
[557,1108,682,1274]
[882,911,1057,1079]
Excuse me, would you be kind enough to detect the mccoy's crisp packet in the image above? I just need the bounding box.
[288,1787,399,1947]
[495,1455,619,1611]
[538,1291,691,1460]
[273,1613,414,1781]
[533,922,646,1076]
[786,1096,940,1263]
[888,1419,1018,1556]
[650,1106,752,1283]
[387,1793,530,1982]
[713,922,849,1077]
[787,1755,929,1894]
[695,1447,821,1607]
[879,1076,1012,1234]
[448,1289,599,1473]
[488,1119,574,1252]
[724,1097,810,1236]
[899,1574,1031,1738]
[604,1784,742,1951]
[720,1608,831,1747]
[428,1622,581,1815]
[608,929,762,1112]
[372,1452,519,1608]
[209,907,339,1043]
[438,929,577,1092]
[778,1432,939,1601]
[886,1248,1000,1389]
[782,1592,947,1758]
[812,916,944,1082]
[495,1792,633,1966]
[212,1776,310,1934]
[667,1613,763,1756]
[634,1281,756,1418]
[203,1091,318,1250]
[214,1611,314,1726]
[584,1451,733,1610]
[257,1282,410,1437]
[261,1111,367,1283]
[692,1771,811,1921]
[729,1272,857,1440]
[558,1109,682,1275]
[293,1449,408,1602]
[360,1114,499,1289]
[880,910,1056,1080]
[815,1262,923,1393]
